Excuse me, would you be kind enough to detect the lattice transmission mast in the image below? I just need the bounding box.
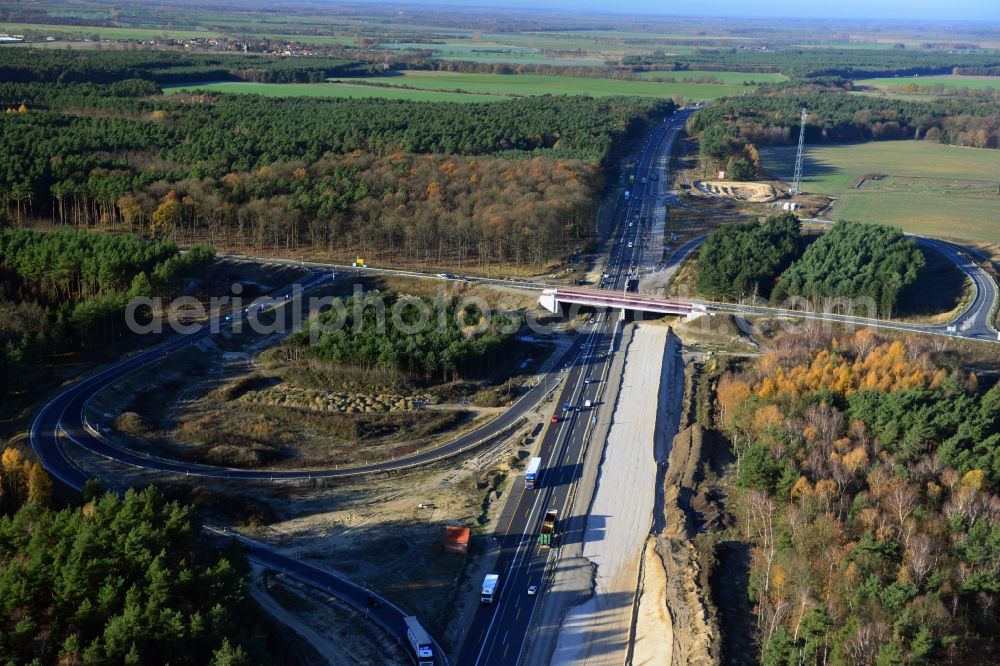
[790,107,807,195]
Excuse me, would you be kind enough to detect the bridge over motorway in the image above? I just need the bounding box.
[539,287,708,319]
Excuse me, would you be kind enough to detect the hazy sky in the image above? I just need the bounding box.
[382,0,1000,21]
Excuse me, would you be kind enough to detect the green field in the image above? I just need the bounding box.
[635,70,787,84]
[164,71,758,102]
[430,55,608,67]
[0,21,220,41]
[161,81,504,103]
[227,32,357,46]
[342,71,758,100]
[761,141,1000,243]
[859,74,1000,91]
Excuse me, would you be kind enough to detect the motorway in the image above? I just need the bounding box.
[27,109,685,666]
[455,109,694,665]
[27,102,997,666]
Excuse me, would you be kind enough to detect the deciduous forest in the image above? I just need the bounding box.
[0,49,671,270]
[714,331,1000,664]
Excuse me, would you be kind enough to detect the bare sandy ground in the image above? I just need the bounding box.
[550,324,678,665]
[631,538,673,665]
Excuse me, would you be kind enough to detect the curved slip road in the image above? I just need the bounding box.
[706,234,999,342]
[29,269,452,665]
[31,278,582,482]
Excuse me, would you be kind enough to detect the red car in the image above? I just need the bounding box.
[551,415,561,423]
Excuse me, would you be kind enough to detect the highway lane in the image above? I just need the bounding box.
[456,109,693,665]
[217,528,451,666]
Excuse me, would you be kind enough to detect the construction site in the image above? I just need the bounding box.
[692,180,778,202]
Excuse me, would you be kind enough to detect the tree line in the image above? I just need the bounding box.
[714,331,1000,664]
[0,478,267,665]
[0,229,214,388]
[392,57,744,86]
[0,47,373,85]
[623,48,1000,80]
[688,88,1000,174]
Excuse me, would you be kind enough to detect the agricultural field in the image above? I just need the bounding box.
[161,80,506,103]
[429,55,608,66]
[858,74,1000,91]
[761,141,1000,243]
[339,71,764,100]
[0,21,221,41]
[225,32,358,46]
[635,70,788,84]
[163,71,760,101]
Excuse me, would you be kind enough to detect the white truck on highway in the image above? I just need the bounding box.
[525,456,541,490]
[403,616,434,666]
[482,574,499,604]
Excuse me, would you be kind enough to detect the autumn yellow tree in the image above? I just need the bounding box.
[1,448,25,502]
[117,194,144,232]
[26,462,52,505]
[151,191,182,237]
[717,374,752,432]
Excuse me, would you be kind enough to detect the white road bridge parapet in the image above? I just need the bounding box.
[540,288,708,319]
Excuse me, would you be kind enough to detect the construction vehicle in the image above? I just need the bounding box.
[539,510,558,547]
[481,574,499,604]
